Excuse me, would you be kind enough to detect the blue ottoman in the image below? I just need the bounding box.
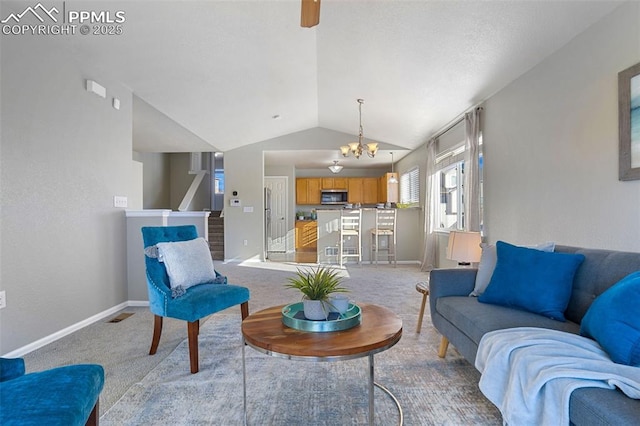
[0,358,104,426]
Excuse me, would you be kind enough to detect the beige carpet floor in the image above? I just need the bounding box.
[22,261,502,424]
[109,261,501,424]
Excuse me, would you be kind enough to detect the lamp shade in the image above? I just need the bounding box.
[446,231,482,264]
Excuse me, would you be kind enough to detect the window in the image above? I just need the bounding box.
[433,120,466,232]
[400,167,419,205]
[436,161,464,230]
[212,152,225,195]
[433,135,484,232]
[214,170,225,194]
[430,113,484,234]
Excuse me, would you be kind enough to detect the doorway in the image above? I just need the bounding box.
[264,176,289,255]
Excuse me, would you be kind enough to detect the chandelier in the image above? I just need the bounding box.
[340,99,378,159]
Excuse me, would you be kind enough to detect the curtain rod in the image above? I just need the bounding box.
[430,105,483,141]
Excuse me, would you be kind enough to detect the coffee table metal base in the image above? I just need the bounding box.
[242,341,403,425]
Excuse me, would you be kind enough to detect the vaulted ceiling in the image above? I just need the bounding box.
[16,0,622,167]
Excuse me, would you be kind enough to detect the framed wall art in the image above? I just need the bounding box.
[618,62,640,181]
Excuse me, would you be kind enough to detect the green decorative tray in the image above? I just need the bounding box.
[281,302,361,332]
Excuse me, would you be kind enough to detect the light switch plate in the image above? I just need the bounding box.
[114,196,128,208]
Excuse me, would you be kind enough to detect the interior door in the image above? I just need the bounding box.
[265,176,288,253]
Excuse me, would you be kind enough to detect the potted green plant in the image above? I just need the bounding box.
[285,266,348,320]
[297,211,306,220]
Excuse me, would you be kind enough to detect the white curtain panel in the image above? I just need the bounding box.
[420,137,438,272]
[464,108,481,232]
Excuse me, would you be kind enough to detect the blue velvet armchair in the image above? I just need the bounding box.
[141,225,250,374]
[0,357,104,426]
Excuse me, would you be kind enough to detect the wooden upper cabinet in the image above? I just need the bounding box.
[307,178,321,204]
[322,177,348,190]
[296,178,321,205]
[363,178,378,204]
[379,173,399,203]
[300,175,386,205]
[296,178,309,204]
[347,177,377,204]
[347,178,364,203]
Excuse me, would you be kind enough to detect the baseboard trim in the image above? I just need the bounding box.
[2,300,150,358]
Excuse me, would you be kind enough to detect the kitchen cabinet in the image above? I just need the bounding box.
[321,177,347,190]
[296,178,321,205]
[347,178,363,203]
[348,177,378,204]
[363,178,378,204]
[295,220,317,250]
[379,173,399,203]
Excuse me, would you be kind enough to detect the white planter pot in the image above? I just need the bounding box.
[328,294,350,314]
[303,300,328,320]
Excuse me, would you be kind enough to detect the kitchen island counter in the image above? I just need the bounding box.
[316,208,420,265]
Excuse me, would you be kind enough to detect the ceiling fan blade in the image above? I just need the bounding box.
[301,0,320,28]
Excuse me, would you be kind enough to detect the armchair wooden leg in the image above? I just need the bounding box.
[149,315,163,355]
[240,301,249,320]
[85,399,98,426]
[188,321,199,374]
[438,336,449,358]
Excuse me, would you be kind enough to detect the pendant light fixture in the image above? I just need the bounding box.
[389,152,398,183]
[328,160,343,174]
[340,99,378,159]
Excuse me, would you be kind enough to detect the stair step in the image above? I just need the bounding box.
[208,212,224,260]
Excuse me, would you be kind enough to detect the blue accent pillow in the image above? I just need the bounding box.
[478,241,585,321]
[580,271,640,366]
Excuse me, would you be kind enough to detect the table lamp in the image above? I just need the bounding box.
[446,231,482,266]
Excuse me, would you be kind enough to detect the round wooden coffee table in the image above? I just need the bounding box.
[241,303,403,425]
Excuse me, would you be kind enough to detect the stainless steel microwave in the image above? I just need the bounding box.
[321,190,348,204]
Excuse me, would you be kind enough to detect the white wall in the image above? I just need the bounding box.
[0,33,133,353]
[169,153,211,211]
[483,2,640,251]
[134,151,171,209]
[396,145,427,260]
[224,144,265,261]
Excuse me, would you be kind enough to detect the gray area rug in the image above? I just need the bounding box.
[101,263,502,425]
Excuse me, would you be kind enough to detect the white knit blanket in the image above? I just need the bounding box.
[475,327,640,426]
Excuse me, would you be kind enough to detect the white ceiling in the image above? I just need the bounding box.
[18,0,622,168]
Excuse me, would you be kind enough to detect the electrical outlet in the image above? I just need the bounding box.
[0,291,6,309]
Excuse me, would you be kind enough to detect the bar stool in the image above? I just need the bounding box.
[415,281,429,333]
[339,209,362,267]
[370,209,396,267]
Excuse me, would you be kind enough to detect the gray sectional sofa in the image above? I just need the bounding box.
[429,245,640,425]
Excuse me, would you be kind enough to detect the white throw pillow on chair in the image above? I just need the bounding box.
[156,237,216,290]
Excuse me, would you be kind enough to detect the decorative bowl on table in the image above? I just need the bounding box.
[281,302,362,332]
